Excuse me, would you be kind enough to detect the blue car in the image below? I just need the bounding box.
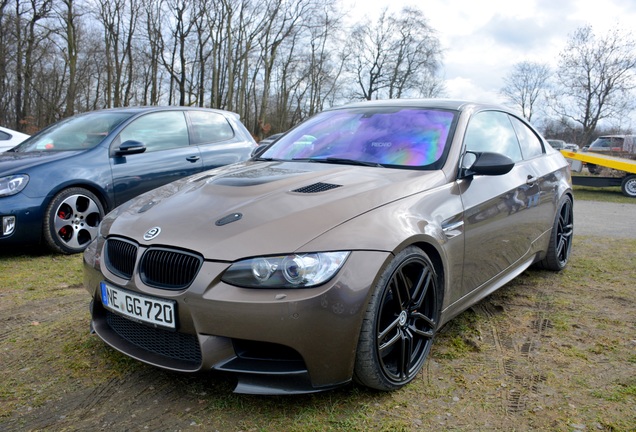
[0,107,256,253]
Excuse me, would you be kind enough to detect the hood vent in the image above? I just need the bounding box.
[215,212,242,226]
[292,182,342,194]
[138,200,157,213]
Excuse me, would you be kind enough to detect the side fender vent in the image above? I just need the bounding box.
[292,182,342,194]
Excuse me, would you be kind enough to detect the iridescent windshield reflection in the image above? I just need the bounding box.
[261,108,456,169]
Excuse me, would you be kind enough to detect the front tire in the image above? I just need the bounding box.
[43,187,105,254]
[537,195,573,271]
[354,247,441,391]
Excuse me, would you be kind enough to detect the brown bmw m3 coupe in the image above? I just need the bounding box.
[83,99,573,394]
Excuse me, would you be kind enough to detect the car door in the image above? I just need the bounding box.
[187,110,250,169]
[110,110,203,206]
[458,110,542,298]
[508,115,556,233]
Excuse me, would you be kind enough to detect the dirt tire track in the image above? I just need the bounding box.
[471,291,554,416]
[0,289,84,343]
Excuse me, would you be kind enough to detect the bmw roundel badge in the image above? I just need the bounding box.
[143,227,161,241]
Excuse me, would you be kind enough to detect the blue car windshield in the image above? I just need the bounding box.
[261,107,456,169]
[13,112,133,152]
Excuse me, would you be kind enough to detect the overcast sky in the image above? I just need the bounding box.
[344,0,636,107]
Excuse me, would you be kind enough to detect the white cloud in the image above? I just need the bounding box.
[443,77,504,104]
[343,0,636,109]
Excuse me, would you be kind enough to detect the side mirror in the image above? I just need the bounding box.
[116,140,146,156]
[251,143,272,158]
[460,151,514,177]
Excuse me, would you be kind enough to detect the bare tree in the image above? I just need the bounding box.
[95,0,140,107]
[139,0,163,105]
[348,10,392,100]
[209,0,266,112]
[500,61,550,122]
[0,0,15,127]
[53,0,83,117]
[191,0,212,107]
[551,25,636,145]
[160,0,198,106]
[302,8,345,118]
[347,7,442,101]
[77,30,108,111]
[13,0,54,129]
[255,0,311,135]
[263,1,346,133]
[386,7,442,99]
[1,0,451,136]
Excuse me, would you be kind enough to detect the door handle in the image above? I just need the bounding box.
[186,156,200,163]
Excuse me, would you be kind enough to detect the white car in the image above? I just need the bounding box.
[0,126,30,152]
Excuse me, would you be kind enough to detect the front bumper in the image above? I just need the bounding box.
[0,193,45,245]
[84,241,390,394]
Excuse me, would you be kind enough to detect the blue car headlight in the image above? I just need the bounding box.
[0,174,29,197]
[222,252,350,288]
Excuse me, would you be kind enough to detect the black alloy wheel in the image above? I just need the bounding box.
[354,247,440,391]
[538,195,573,271]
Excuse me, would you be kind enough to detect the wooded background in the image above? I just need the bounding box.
[1,0,635,144]
[0,0,442,139]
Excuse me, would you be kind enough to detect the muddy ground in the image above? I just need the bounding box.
[0,201,634,431]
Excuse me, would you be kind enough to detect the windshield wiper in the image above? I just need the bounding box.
[325,158,384,168]
[291,157,383,167]
[253,157,283,161]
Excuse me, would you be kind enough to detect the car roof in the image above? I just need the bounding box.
[327,99,506,113]
[0,125,30,138]
[74,106,240,119]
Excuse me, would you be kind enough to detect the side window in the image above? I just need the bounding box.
[188,111,235,145]
[509,116,544,160]
[119,111,189,152]
[463,111,522,162]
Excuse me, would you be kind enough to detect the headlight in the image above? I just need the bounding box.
[0,174,29,197]
[222,252,350,288]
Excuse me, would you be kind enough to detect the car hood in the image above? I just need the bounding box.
[106,161,448,260]
[0,151,81,175]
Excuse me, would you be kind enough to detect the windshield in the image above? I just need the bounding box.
[590,136,623,149]
[547,140,565,149]
[12,112,133,153]
[260,107,457,169]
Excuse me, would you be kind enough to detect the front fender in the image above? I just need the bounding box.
[299,181,465,312]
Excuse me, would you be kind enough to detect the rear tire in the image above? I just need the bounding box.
[354,247,441,391]
[620,175,636,198]
[43,187,104,254]
[537,195,573,271]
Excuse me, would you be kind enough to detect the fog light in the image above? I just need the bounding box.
[2,216,15,236]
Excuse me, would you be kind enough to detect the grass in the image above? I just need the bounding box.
[0,250,83,303]
[572,184,635,203]
[1,237,635,430]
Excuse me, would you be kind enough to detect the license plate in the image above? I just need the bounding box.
[100,282,176,330]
